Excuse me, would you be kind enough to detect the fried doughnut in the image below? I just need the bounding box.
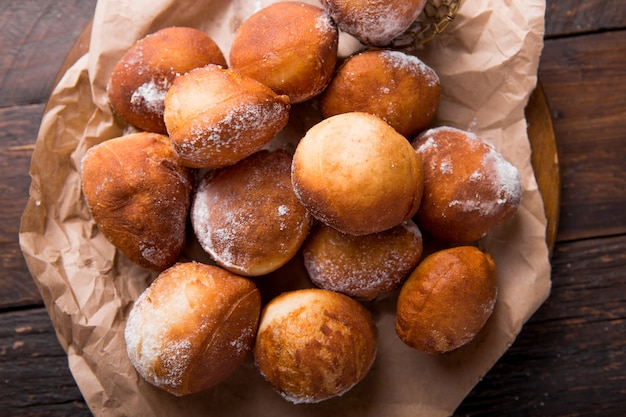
[319,0,427,46]
[229,2,339,103]
[254,288,377,403]
[163,64,290,169]
[291,112,423,236]
[107,26,227,134]
[321,49,440,138]
[412,126,523,243]
[125,262,261,396]
[303,220,423,300]
[191,149,312,276]
[80,132,194,271]
[395,246,498,354]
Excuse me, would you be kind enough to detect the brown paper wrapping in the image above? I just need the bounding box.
[19,0,551,415]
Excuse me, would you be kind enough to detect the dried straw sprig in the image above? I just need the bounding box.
[387,0,462,50]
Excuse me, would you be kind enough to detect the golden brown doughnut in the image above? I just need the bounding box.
[124,262,261,396]
[107,26,227,134]
[229,2,339,103]
[80,132,194,271]
[254,288,377,403]
[163,64,291,169]
[321,49,440,137]
[303,220,423,300]
[291,112,424,236]
[319,0,427,46]
[395,246,498,354]
[191,149,312,276]
[412,126,523,243]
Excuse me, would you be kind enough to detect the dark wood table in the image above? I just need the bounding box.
[1,1,624,415]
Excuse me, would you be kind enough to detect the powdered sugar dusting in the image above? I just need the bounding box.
[157,338,192,387]
[277,204,290,231]
[400,219,422,239]
[470,170,483,182]
[210,211,252,269]
[306,251,392,297]
[190,151,309,275]
[139,240,168,267]
[130,78,170,114]
[380,50,439,87]
[191,180,249,270]
[230,323,255,355]
[315,11,336,35]
[440,157,453,174]
[415,136,437,154]
[483,145,522,207]
[449,197,499,216]
[305,222,422,299]
[446,132,522,216]
[125,285,195,391]
[178,100,286,160]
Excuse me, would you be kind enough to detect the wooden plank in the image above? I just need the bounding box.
[455,234,626,416]
[0,0,96,108]
[545,0,626,38]
[0,308,91,416]
[539,30,626,242]
[0,0,94,309]
[0,104,45,310]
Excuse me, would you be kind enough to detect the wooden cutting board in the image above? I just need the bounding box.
[50,21,560,253]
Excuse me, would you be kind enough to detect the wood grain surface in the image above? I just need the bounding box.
[1,0,625,416]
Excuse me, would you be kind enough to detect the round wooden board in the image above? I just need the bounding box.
[525,83,560,254]
[51,21,560,254]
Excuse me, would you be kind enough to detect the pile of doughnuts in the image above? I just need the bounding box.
[80,0,523,405]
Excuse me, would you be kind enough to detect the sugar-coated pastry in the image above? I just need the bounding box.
[319,0,427,46]
[191,149,312,276]
[412,126,523,243]
[107,27,227,134]
[254,288,377,403]
[321,49,440,138]
[125,262,261,396]
[395,246,498,354]
[303,220,423,300]
[80,132,194,271]
[229,2,339,103]
[163,64,290,169]
[291,112,424,236]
